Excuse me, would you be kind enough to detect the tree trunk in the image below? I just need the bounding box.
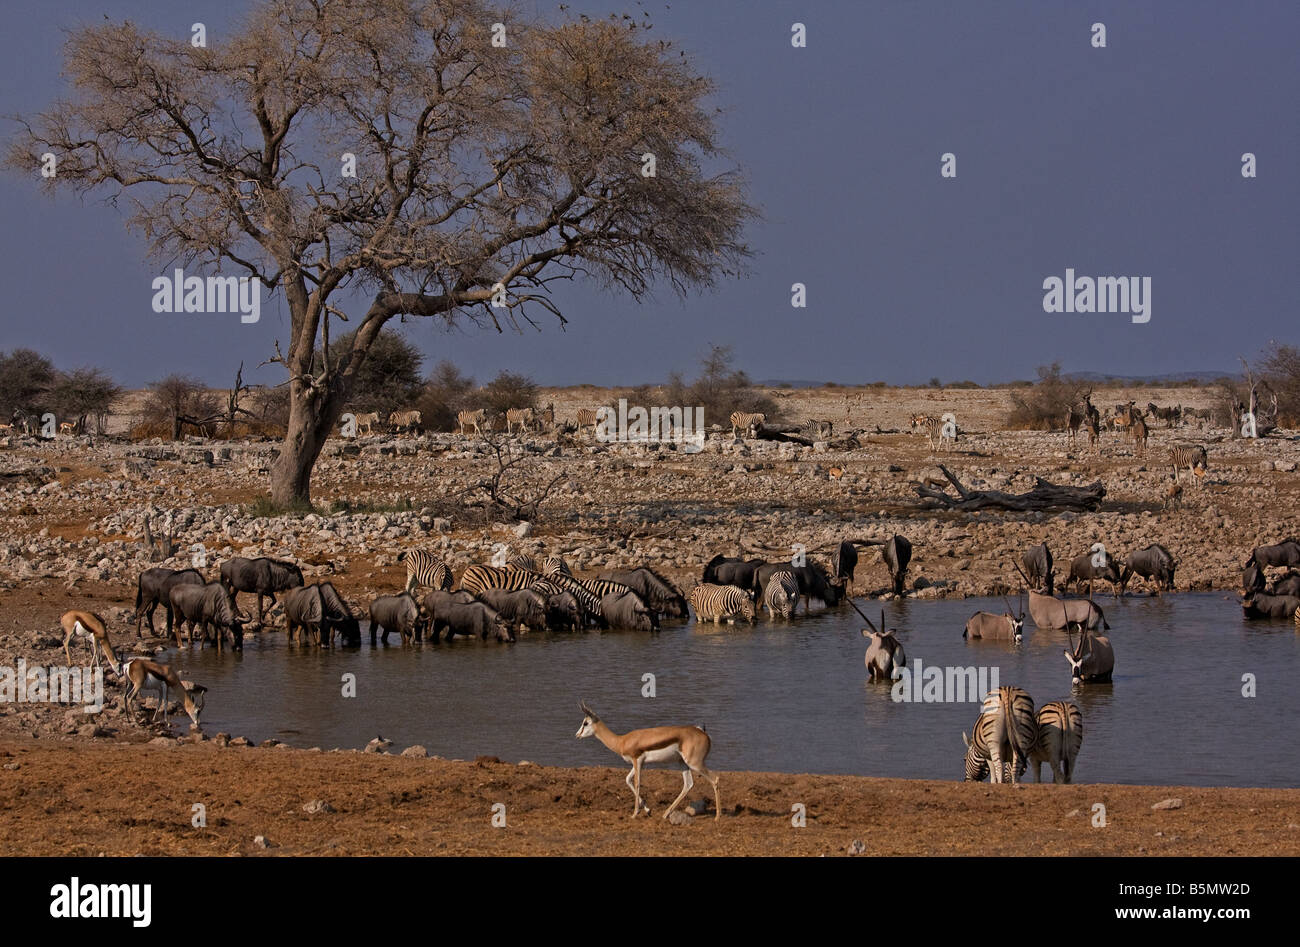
[270,385,337,507]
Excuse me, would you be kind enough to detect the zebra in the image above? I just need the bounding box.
[689,583,755,623]
[763,570,800,619]
[457,408,485,436]
[354,411,381,435]
[910,413,952,450]
[389,409,422,436]
[1027,700,1083,784]
[506,407,536,434]
[575,408,599,437]
[506,553,537,571]
[459,564,538,596]
[540,555,572,575]
[1169,445,1208,486]
[962,742,1018,783]
[581,577,636,600]
[729,411,766,438]
[961,686,1036,784]
[397,549,453,594]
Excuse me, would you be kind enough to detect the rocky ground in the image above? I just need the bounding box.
[1,384,1296,856]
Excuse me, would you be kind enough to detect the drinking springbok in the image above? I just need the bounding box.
[121,657,206,728]
[60,610,121,673]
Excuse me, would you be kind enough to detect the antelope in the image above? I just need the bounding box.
[121,657,206,727]
[60,610,121,674]
[1064,621,1114,685]
[58,421,76,436]
[576,701,721,821]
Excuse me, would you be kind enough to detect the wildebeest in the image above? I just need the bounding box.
[598,568,688,618]
[1247,539,1300,570]
[544,591,582,631]
[169,582,245,651]
[283,583,360,646]
[436,600,514,642]
[1020,543,1054,594]
[134,567,205,638]
[1063,548,1122,596]
[1063,622,1114,685]
[830,541,858,592]
[476,588,548,633]
[220,557,304,625]
[701,556,765,597]
[871,535,913,596]
[861,609,905,681]
[1241,591,1300,620]
[1119,544,1176,593]
[369,593,428,644]
[600,591,656,632]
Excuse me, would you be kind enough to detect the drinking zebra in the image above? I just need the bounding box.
[397,549,453,594]
[1169,445,1208,486]
[459,564,538,596]
[1027,700,1083,784]
[457,408,485,436]
[689,583,755,623]
[961,686,1036,785]
[729,412,766,438]
[763,570,800,619]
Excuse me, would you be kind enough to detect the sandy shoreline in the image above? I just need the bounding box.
[1,739,1297,856]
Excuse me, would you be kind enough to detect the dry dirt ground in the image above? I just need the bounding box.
[2,740,1298,856]
[1,384,1297,857]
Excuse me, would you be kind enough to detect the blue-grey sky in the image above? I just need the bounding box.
[1,0,1296,389]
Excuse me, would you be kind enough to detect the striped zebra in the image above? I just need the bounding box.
[389,409,422,435]
[1169,445,1208,486]
[962,746,1017,783]
[506,553,537,571]
[457,408,485,436]
[961,686,1036,785]
[910,413,949,450]
[729,411,766,438]
[397,549,453,594]
[354,411,380,435]
[575,408,599,436]
[763,570,800,619]
[581,577,636,600]
[1028,700,1083,784]
[459,564,539,596]
[534,569,605,620]
[505,407,536,434]
[541,555,571,576]
[690,583,755,623]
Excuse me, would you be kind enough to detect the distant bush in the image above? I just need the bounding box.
[415,360,476,432]
[1006,362,1087,430]
[479,370,539,418]
[662,345,778,429]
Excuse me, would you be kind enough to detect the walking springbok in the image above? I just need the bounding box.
[576,701,721,821]
[60,610,121,673]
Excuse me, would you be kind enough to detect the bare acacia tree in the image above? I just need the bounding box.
[10,0,753,504]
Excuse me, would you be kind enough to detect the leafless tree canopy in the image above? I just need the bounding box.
[10,0,754,502]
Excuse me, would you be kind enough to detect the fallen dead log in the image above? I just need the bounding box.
[915,464,1105,512]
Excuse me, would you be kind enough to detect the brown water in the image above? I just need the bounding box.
[172,592,1300,787]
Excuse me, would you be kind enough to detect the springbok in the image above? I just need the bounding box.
[60,610,120,673]
[576,701,721,821]
[121,657,206,727]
